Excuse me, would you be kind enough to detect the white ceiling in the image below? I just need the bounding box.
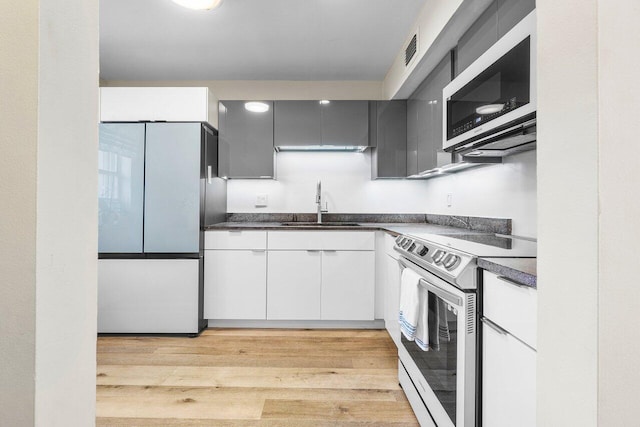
[100,0,425,81]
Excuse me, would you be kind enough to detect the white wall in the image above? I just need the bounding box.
[383,0,463,99]
[0,0,99,425]
[228,149,536,238]
[538,0,640,425]
[101,80,384,101]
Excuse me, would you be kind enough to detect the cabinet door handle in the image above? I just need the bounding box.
[323,250,337,253]
[481,318,509,335]
[306,250,320,253]
[251,249,266,253]
[496,275,531,289]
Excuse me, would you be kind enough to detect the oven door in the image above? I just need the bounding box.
[397,257,476,427]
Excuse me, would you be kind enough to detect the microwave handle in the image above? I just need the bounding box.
[397,258,463,306]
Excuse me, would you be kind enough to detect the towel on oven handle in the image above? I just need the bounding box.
[399,267,422,341]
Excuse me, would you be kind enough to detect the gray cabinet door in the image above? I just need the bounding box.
[406,99,419,176]
[419,54,451,173]
[98,123,145,253]
[274,101,321,147]
[320,101,369,146]
[219,101,274,178]
[408,53,452,174]
[456,1,498,75]
[497,0,535,39]
[371,101,407,179]
[144,123,201,253]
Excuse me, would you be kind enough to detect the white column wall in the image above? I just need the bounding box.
[0,0,99,425]
[0,2,39,425]
[597,0,640,424]
[538,0,640,425]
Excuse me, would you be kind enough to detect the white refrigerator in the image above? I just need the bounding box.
[97,122,225,334]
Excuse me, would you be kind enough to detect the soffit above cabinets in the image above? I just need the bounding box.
[100,0,424,81]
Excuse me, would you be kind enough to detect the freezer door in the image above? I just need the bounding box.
[144,123,202,253]
[98,123,145,253]
[98,258,200,333]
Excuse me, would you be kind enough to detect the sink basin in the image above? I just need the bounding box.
[279,222,361,227]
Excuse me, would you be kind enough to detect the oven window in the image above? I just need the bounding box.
[447,37,531,140]
[402,290,459,424]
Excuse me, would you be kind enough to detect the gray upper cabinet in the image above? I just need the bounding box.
[320,101,369,146]
[274,101,321,147]
[407,53,452,174]
[457,0,535,76]
[274,100,369,147]
[456,1,498,75]
[371,101,407,179]
[497,0,536,39]
[219,101,275,178]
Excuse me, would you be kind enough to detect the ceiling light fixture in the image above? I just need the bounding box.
[172,0,224,11]
[244,102,270,113]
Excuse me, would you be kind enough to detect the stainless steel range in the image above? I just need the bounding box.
[393,232,536,427]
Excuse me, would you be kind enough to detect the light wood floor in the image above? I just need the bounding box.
[96,328,419,426]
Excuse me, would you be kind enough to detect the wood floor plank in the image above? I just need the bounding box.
[98,352,355,369]
[97,384,400,402]
[98,366,400,390]
[262,399,419,424]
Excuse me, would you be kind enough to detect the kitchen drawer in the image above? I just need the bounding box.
[483,270,537,349]
[204,230,267,250]
[267,231,375,251]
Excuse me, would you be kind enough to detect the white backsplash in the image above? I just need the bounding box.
[227,150,537,238]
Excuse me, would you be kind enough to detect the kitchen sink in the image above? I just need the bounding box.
[279,222,361,227]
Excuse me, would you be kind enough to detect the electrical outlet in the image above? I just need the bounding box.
[255,194,268,207]
[447,193,453,207]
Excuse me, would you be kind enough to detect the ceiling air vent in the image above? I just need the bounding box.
[405,33,418,67]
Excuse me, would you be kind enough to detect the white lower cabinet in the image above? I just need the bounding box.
[204,230,376,323]
[204,250,267,320]
[267,250,322,320]
[321,251,375,320]
[482,321,536,427]
[482,269,537,427]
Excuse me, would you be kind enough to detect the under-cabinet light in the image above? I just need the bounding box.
[275,145,367,152]
[172,0,224,10]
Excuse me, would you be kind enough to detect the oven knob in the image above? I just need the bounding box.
[432,250,446,264]
[415,245,428,256]
[403,239,413,249]
[395,236,404,245]
[443,254,461,270]
[408,243,416,252]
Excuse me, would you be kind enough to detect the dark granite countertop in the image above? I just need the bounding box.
[205,213,513,236]
[478,257,537,288]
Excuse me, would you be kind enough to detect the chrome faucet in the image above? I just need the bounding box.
[316,180,328,223]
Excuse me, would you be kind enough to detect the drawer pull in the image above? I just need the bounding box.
[497,275,530,289]
[481,317,509,335]
[251,249,266,253]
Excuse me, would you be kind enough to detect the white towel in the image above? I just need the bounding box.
[399,267,421,341]
[414,286,430,351]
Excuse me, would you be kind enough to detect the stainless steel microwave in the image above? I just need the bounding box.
[443,10,536,152]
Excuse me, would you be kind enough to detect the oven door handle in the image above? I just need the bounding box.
[419,278,463,306]
[397,258,463,306]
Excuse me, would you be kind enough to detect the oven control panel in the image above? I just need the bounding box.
[394,235,474,287]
